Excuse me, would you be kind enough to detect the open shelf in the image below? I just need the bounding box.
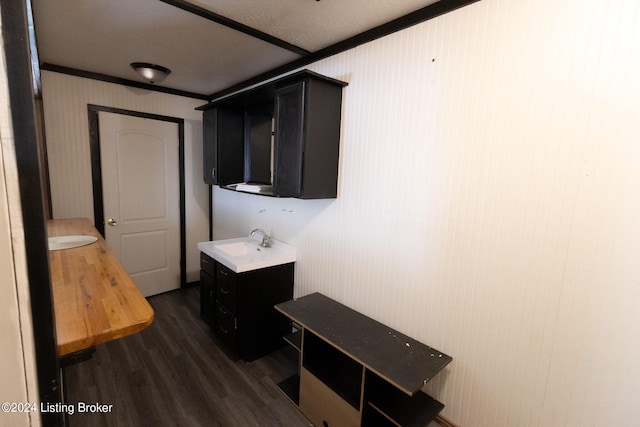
[364,370,444,427]
[302,330,363,410]
[283,329,301,351]
[277,374,300,406]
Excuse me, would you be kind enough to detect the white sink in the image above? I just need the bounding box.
[216,242,252,257]
[198,236,296,273]
[48,235,98,251]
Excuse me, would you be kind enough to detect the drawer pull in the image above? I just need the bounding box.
[218,306,228,315]
[202,259,209,264]
[219,287,229,295]
[220,326,228,334]
[219,269,229,276]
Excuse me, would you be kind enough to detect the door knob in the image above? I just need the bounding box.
[107,218,117,226]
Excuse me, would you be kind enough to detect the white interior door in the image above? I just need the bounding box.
[99,112,180,297]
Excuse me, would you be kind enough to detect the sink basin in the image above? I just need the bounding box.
[216,242,251,257]
[48,235,98,251]
[198,236,296,273]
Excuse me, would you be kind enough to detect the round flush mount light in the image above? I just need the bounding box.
[130,62,171,84]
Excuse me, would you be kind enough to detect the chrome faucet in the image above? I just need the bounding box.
[250,228,272,247]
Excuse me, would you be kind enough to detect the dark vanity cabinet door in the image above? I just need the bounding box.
[199,253,216,326]
[274,77,344,199]
[200,271,215,326]
[202,107,244,185]
[235,263,295,361]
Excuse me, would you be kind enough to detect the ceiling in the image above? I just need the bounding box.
[31,0,462,99]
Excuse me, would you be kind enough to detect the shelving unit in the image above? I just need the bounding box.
[275,293,452,427]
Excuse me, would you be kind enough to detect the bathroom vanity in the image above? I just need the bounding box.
[198,236,296,361]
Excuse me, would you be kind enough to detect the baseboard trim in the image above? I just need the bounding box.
[435,414,459,427]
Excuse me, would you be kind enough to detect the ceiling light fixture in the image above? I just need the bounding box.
[130,62,171,84]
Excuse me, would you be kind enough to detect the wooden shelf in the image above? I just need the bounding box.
[283,329,301,352]
[365,370,444,427]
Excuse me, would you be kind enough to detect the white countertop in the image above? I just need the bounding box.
[198,236,296,273]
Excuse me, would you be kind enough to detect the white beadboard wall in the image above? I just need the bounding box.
[41,72,208,282]
[211,0,640,425]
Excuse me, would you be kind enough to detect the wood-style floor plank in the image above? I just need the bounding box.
[64,286,311,427]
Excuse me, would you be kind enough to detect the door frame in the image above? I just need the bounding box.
[87,104,187,288]
[2,1,63,424]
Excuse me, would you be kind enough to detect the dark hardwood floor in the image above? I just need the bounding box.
[64,286,311,427]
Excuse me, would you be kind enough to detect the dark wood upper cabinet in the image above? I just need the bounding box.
[274,77,345,198]
[202,107,244,186]
[199,70,347,199]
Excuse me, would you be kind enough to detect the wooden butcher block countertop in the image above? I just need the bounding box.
[48,218,154,356]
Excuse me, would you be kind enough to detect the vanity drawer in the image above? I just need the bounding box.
[216,263,237,292]
[216,284,236,312]
[215,302,236,345]
[200,252,216,277]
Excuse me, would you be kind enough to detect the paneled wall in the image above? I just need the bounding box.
[41,72,208,281]
[211,0,640,425]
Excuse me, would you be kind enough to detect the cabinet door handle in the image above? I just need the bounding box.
[209,291,214,300]
[220,326,228,334]
[218,306,227,315]
[212,168,216,180]
[219,287,229,294]
[219,270,228,276]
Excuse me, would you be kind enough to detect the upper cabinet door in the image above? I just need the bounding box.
[203,108,244,186]
[202,108,217,184]
[274,81,305,198]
